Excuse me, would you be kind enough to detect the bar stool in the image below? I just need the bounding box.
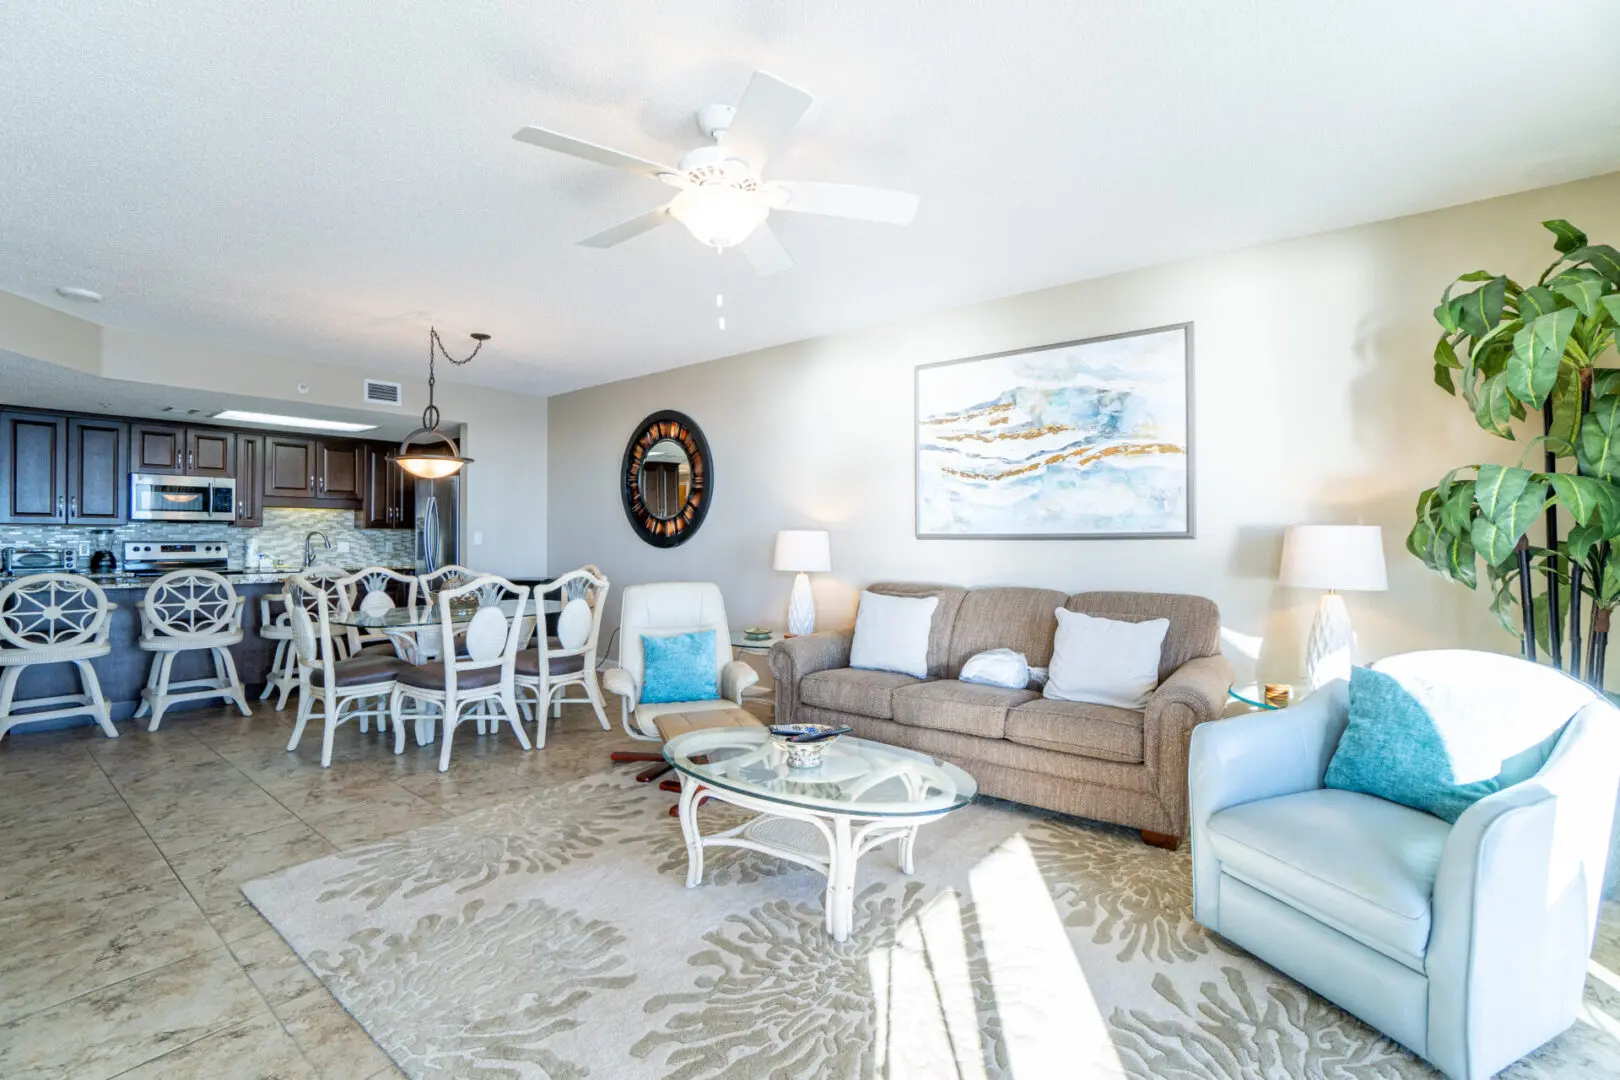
[0,573,118,743]
[134,569,252,730]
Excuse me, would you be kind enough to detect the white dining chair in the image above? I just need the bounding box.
[133,569,251,730]
[390,573,530,771]
[261,565,347,710]
[0,573,118,743]
[412,564,476,662]
[283,574,411,767]
[336,567,418,660]
[516,568,610,746]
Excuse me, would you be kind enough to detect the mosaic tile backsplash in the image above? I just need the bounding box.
[0,507,414,571]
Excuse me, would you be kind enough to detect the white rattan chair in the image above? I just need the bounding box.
[515,568,610,746]
[283,574,411,767]
[412,564,476,662]
[0,573,118,742]
[390,574,530,772]
[260,565,346,710]
[134,569,251,730]
[336,567,418,660]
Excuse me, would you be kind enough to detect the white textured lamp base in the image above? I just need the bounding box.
[787,572,816,637]
[1306,592,1356,688]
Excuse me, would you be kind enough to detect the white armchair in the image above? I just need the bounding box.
[1189,650,1620,1080]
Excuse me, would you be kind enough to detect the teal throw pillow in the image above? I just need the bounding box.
[1325,666,1505,823]
[641,630,718,704]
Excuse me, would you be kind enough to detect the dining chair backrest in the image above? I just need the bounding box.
[537,567,610,664]
[141,570,242,640]
[290,566,347,618]
[418,564,475,601]
[336,566,417,654]
[436,574,526,697]
[0,573,112,652]
[283,574,339,689]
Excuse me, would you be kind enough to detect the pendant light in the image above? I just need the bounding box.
[395,327,487,478]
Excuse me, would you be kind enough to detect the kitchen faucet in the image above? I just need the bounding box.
[303,531,333,568]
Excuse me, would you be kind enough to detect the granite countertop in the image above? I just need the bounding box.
[1,566,417,590]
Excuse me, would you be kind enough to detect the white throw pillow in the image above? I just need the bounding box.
[556,597,591,649]
[849,591,939,679]
[959,648,1030,690]
[1044,608,1169,709]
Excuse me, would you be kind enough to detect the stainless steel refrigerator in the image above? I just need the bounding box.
[414,476,460,575]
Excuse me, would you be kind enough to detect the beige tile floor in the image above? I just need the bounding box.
[0,700,627,1080]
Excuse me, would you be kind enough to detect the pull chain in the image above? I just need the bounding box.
[714,246,726,331]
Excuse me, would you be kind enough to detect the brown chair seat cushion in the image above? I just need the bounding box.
[891,679,1038,740]
[398,661,505,691]
[653,707,764,741]
[311,655,411,689]
[799,668,923,720]
[1004,697,1145,763]
[516,649,586,677]
[350,642,398,658]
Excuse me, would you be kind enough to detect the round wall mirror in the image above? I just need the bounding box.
[621,411,712,547]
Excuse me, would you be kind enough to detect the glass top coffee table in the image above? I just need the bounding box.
[663,727,977,941]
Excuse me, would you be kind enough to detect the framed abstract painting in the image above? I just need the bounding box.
[915,323,1194,539]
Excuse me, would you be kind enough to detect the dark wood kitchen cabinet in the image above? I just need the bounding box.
[0,411,68,523]
[186,428,235,477]
[265,435,317,499]
[263,435,364,507]
[317,441,364,502]
[67,418,130,525]
[362,444,414,529]
[131,422,233,477]
[233,432,264,527]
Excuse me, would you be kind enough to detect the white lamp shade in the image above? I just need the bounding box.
[1279,525,1388,592]
[774,530,831,573]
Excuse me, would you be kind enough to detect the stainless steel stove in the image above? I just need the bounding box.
[121,539,230,577]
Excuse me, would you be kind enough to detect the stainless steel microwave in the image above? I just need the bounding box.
[130,473,236,522]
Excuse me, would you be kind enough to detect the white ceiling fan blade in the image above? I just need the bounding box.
[723,71,813,170]
[513,126,677,180]
[770,181,919,225]
[738,223,793,275]
[578,206,673,248]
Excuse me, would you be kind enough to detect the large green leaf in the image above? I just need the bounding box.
[1593,369,1620,398]
[1440,479,1477,534]
[1474,335,1514,379]
[1507,307,1577,407]
[1456,276,1508,338]
[1547,472,1608,524]
[1530,588,1571,653]
[1601,294,1620,327]
[1407,518,1435,562]
[1579,394,1620,480]
[1571,245,1620,286]
[1473,373,1515,437]
[1554,276,1608,318]
[1517,285,1562,319]
[1434,298,1462,334]
[1474,464,1531,519]
[1434,335,1461,369]
[1544,220,1589,255]
[1568,519,1606,564]
[1547,363,1581,453]
[1430,527,1479,588]
[1471,480,1547,565]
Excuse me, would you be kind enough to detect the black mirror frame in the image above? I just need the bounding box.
[620,410,713,548]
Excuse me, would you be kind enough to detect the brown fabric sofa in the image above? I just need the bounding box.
[770,583,1233,844]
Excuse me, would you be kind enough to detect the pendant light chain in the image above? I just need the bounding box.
[396,326,488,478]
[421,326,488,430]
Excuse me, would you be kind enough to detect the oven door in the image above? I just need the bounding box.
[130,474,215,521]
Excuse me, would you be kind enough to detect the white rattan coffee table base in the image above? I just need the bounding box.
[675,777,944,942]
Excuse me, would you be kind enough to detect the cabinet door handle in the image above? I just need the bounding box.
[69,495,77,517]
[175,450,182,469]
[308,474,315,493]
[57,494,65,518]
[187,451,194,470]
[319,475,325,493]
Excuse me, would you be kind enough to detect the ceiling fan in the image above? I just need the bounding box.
[512,71,919,275]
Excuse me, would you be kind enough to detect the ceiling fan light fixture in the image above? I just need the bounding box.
[668,185,769,249]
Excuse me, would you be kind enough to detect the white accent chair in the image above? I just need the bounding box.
[515,568,610,746]
[260,565,346,710]
[134,569,251,730]
[390,574,531,772]
[283,574,410,767]
[1189,650,1620,1080]
[604,582,758,779]
[0,573,118,742]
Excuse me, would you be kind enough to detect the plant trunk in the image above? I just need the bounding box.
[1569,564,1586,682]
[1590,605,1610,689]
[1517,537,1537,663]
[1542,400,1563,670]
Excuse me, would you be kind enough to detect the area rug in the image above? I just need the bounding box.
[244,769,1620,1079]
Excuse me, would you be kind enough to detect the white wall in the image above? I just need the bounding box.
[0,299,548,576]
[547,171,1620,683]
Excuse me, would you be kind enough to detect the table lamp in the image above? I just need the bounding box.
[1279,524,1388,688]
[774,530,831,637]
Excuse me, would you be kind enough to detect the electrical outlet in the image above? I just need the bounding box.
[337,541,351,553]
[78,542,91,558]
[473,531,484,546]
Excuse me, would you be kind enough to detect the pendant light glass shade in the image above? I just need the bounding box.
[396,429,471,478]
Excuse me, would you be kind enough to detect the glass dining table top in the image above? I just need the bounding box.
[662,728,978,818]
[328,598,526,630]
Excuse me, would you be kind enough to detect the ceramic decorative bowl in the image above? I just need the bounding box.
[768,723,848,769]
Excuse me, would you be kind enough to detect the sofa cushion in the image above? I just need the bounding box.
[891,679,1037,740]
[799,668,922,720]
[866,583,967,678]
[945,587,1068,676]
[1066,592,1219,682]
[1005,697,1145,763]
[1206,788,1450,970]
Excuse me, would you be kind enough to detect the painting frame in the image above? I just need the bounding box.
[913,322,1195,541]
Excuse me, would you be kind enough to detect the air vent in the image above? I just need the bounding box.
[363,379,404,406]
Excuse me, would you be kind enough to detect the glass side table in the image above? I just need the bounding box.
[1228,681,1309,711]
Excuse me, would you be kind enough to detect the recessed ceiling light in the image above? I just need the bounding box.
[55,286,103,302]
[211,410,378,433]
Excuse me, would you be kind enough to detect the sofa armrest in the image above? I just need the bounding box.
[1147,654,1232,730]
[769,630,853,724]
[720,660,758,704]
[1189,679,1348,925]
[1143,653,1234,837]
[1425,698,1620,1080]
[602,666,638,706]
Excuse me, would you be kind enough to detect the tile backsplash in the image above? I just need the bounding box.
[0,507,413,571]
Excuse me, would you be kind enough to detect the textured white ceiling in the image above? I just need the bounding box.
[3,1,1618,397]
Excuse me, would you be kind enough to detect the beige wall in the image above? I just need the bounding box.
[547,172,1620,684]
[1,298,548,576]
